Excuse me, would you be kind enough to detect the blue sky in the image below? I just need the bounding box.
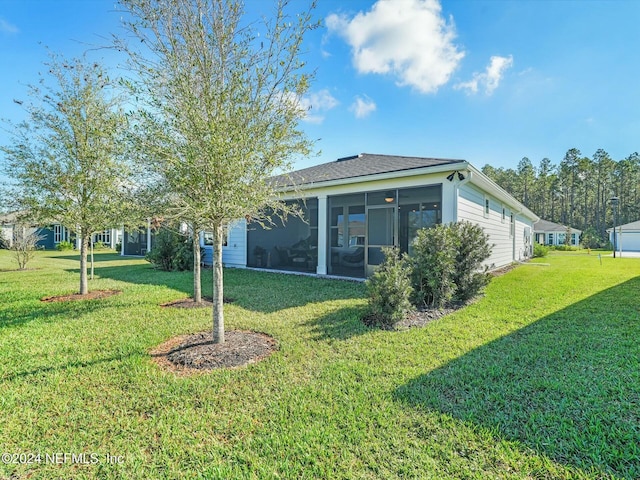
[1,0,639,173]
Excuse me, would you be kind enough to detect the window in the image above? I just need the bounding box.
[571,233,577,245]
[558,233,566,245]
[203,231,228,247]
[94,230,110,244]
[484,197,490,218]
[53,224,64,243]
[510,213,514,237]
[547,233,553,245]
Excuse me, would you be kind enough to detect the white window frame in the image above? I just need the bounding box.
[54,224,64,243]
[484,196,490,218]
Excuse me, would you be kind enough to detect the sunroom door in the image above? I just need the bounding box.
[366,206,396,276]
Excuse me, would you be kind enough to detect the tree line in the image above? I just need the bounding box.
[482,148,640,247]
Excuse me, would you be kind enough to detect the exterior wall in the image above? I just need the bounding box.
[210,168,535,275]
[514,215,533,261]
[201,221,247,268]
[535,230,580,246]
[1,225,14,247]
[457,183,516,269]
[609,230,640,251]
[36,227,56,250]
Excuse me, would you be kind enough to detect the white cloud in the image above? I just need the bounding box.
[350,95,377,119]
[0,18,18,34]
[455,55,513,95]
[299,89,339,124]
[326,0,464,94]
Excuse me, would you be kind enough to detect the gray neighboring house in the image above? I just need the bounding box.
[534,219,581,247]
[607,220,640,252]
[204,153,539,278]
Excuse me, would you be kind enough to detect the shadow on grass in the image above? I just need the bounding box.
[82,260,366,314]
[304,305,369,341]
[0,298,115,330]
[394,277,640,478]
[1,352,143,382]
[54,252,125,262]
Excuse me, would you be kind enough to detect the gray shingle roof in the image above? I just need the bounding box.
[534,219,581,232]
[273,153,465,187]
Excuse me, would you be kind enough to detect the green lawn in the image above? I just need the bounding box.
[0,250,639,479]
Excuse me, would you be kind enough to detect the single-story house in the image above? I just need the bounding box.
[533,219,581,247]
[203,153,539,278]
[0,212,73,249]
[1,212,120,250]
[607,219,640,252]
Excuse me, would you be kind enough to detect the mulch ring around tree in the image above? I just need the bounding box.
[150,330,278,375]
[160,296,235,309]
[41,290,122,302]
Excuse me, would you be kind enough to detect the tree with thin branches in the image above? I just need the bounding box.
[117,0,316,343]
[1,55,132,294]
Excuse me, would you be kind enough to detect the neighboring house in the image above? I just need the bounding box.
[533,219,581,247]
[607,219,640,252]
[204,153,539,278]
[0,212,63,249]
[1,212,120,250]
[121,222,155,256]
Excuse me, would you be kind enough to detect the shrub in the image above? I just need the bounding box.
[364,246,414,328]
[450,221,492,303]
[114,242,122,253]
[92,241,105,250]
[411,224,458,309]
[145,228,193,271]
[533,242,549,258]
[553,244,577,251]
[56,240,74,251]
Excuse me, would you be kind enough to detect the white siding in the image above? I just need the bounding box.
[222,220,246,268]
[200,221,247,268]
[514,215,533,261]
[457,184,515,269]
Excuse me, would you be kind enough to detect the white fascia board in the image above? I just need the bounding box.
[276,162,468,198]
[466,164,539,222]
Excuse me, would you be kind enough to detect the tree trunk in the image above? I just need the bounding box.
[193,228,202,303]
[80,234,89,295]
[212,224,224,344]
[90,239,95,280]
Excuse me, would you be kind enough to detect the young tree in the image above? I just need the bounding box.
[1,55,131,294]
[118,0,316,343]
[10,225,44,270]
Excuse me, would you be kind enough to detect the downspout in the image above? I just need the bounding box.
[452,170,472,222]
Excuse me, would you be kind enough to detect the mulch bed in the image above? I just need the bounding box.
[150,330,277,375]
[41,289,122,302]
[395,306,460,330]
[160,296,235,309]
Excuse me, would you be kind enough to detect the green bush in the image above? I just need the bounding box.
[56,240,74,251]
[552,244,577,251]
[363,222,494,327]
[93,241,105,250]
[411,224,457,309]
[114,242,122,253]
[450,221,492,303]
[533,242,549,258]
[145,228,193,271]
[364,246,414,328]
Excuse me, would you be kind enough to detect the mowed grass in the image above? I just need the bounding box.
[0,249,639,479]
